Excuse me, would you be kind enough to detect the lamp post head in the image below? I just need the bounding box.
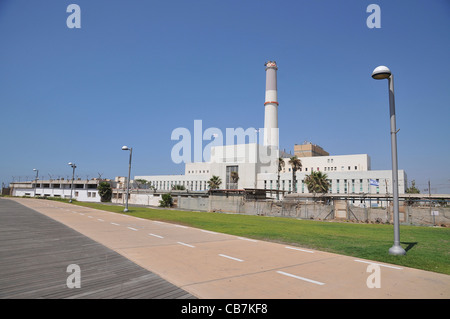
[68,162,76,168]
[372,65,392,80]
[33,168,37,171]
[122,146,129,151]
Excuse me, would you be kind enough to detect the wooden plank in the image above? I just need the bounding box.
[0,199,196,299]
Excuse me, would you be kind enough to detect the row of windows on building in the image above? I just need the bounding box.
[187,170,210,174]
[283,166,359,173]
[263,179,381,194]
[32,183,98,189]
[146,180,209,191]
[26,191,97,198]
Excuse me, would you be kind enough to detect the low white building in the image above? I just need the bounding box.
[9,179,104,202]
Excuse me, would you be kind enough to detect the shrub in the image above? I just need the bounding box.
[159,193,173,207]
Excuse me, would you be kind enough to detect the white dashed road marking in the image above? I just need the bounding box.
[219,254,244,262]
[177,241,195,248]
[354,259,403,270]
[277,271,325,286]
[285,246,314,253]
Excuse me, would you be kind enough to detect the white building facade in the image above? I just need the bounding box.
[136,61,407,197]
[10,179,103,202]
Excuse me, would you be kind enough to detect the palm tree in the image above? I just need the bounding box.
[230,171,239,189]
[208,175,222,190]
[277,157,285,199]
[304,171,330,195]
[288,156,302,193]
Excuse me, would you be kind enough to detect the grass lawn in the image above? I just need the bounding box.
[68,200,450,275]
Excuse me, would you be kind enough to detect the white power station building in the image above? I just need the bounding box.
[136,61,407,196]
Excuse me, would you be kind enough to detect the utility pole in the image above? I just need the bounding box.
[429,180,434,226]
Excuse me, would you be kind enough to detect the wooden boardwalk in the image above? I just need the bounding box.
[0,198,196,299]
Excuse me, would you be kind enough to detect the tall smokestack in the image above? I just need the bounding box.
[263,61,279,149]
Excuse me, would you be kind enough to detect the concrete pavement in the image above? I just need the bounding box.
[6,198,450,299]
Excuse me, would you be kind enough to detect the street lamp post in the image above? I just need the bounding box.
[122,146,133,212]
[372,65,406,256]
[33,169,39,197]
[68,162,77,203]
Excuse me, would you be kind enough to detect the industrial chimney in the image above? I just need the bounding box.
[263,61,279,150]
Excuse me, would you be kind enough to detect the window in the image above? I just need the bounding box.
[226,165,238,189]
[355,166,358,170]
[337,179,340,193]
[344,180,347,193]
[360,179,363,193]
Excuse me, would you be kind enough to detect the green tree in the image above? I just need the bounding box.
[135,179,148,189]
[208,175,222,190]
[405,180,420,194]
[288,156,302,193]
[172,184,186,190]
[97,182,112,202]
[230,171,239,189]
[159,193,173,207]
[405,180,420,206]
[304,171,330,195]
[277,157,285,199]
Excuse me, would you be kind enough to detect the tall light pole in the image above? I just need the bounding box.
[122,146,132,212]
[372,65,406,256]
[68,162,77,203]
[33,168,39,197]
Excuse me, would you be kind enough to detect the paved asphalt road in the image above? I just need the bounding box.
[1,197,449,299]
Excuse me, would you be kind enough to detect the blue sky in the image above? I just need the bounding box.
[0,0,449,193]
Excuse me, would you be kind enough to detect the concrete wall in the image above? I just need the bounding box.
[177,195,450,226]
[111,192,162,206]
